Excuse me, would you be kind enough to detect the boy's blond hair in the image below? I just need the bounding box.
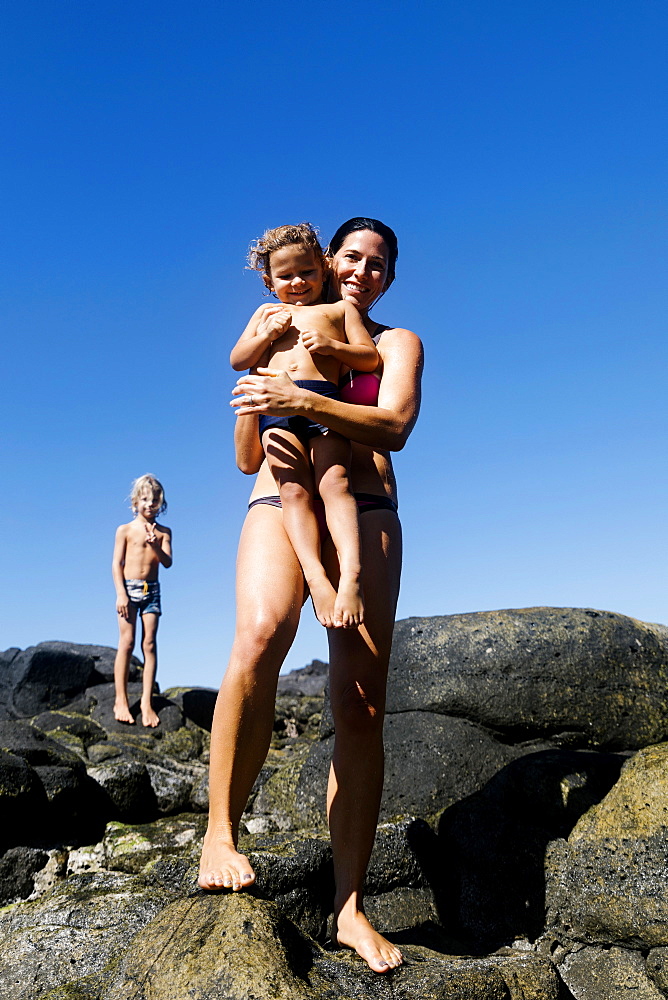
[130,474,167,514]
[247,222,327,291]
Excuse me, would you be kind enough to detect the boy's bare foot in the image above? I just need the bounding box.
[307,574,339,628]
[333,576,364,628]
[334,909,403,973]
[113,701,135,724]
[141,703,160,728]
[198,833,256,891]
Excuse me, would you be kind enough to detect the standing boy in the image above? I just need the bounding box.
[112,474,172,727]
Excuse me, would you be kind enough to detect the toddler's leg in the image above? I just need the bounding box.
[140,612,160,728]
[263,427,337,627]
[311,432,364,628]
[114,605,138,723]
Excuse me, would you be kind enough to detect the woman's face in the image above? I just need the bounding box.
[330,230,391,313]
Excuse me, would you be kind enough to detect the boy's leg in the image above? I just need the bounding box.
[263,427,337,627]
[139,612,160,728]
[114,604,138,723]
[310,432,363,627]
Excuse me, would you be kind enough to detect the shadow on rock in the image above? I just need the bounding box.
[420,748,626,951]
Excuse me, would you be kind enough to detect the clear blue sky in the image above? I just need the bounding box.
[2,1,666,690]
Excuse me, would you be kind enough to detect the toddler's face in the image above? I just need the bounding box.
[135,490,161,520]
[267,246,324,305]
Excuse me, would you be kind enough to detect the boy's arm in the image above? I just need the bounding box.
[112,527,130,617]
[230,304,292,371]
[234,411,265,474]
[300,302,379,372]
[148,526,173,568]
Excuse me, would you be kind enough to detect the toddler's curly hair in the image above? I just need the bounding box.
[247,222,326,289]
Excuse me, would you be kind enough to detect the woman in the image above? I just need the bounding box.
[199,218,424,974]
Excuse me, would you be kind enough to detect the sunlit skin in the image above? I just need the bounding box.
[231,244,378,628]
[112,489,172,728]
[199,226,423,975]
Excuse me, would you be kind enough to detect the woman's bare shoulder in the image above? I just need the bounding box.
[377,325,423,360]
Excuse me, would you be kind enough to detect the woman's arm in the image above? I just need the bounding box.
[232,328,423,452]
[230,304,291,371]
[234,411,265,474]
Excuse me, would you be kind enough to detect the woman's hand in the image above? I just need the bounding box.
[231,369,305,417]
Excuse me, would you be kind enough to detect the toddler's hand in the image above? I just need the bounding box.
[300,329,332,355]
[258,306,292,342]
[116,595,130,619]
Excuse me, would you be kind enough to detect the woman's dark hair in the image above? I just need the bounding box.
[328,217,398,288]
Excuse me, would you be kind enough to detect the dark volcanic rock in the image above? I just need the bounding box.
[295,714,533,828]
[277,659,328,697]
[163,685,218,731]
[545,743,668,950]
[90,682,184,734]
[0,846,49,905]
[0,642,140,720]
[386,608,668,749]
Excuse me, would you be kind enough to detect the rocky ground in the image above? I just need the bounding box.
[1,608,668,998]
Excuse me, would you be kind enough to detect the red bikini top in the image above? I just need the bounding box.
[339,326,385,406]
[340,372,381,406]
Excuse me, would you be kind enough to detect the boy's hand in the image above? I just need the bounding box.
[116,595,130,619]
[300,329,333,355]
[257,306,292,342]
[145,523,159,546]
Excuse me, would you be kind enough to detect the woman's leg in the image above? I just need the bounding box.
[139,612,160,728]
[113,604,138,724]
[199,503,306,890]
[310,433,363,627]
[325,509,404,971]
[263,427,337,627]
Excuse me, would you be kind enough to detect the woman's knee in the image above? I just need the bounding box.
[142,635,157,656]
[331,678,386,735]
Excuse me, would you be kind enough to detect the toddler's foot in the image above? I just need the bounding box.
[334,909,403,973]
[141,702,160,728]
[333,576,364,628]
[307,574,339,628]
[113,700,135,724]
[198,833,256,891]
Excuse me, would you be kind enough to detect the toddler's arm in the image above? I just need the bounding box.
[230,304,292,371]
[300,301,379,372]
[112,526,130,619]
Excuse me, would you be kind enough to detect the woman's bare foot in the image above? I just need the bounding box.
[334,909,403,973]
[198,833,256,891]
[113,701,135,724]
[141,702,160,728]
[306,574,339,628]
[333,576,364,628]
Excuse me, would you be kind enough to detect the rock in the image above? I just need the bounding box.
[87,759,156,823]
[559,946,665,999]
[145,761,195,815]
[90,682,184,734]
[436,747,625,949]
[0,846,49,905]
[0,748,46,848]
[295,714,534,829]
[163,685,218,731]
[277,659,328,697]
[386,609,668,750]
[545,744,668,950]
[0,642,140,720]
[31,710,108,748]
[647,947,668,993]
[0,870,173,1000]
